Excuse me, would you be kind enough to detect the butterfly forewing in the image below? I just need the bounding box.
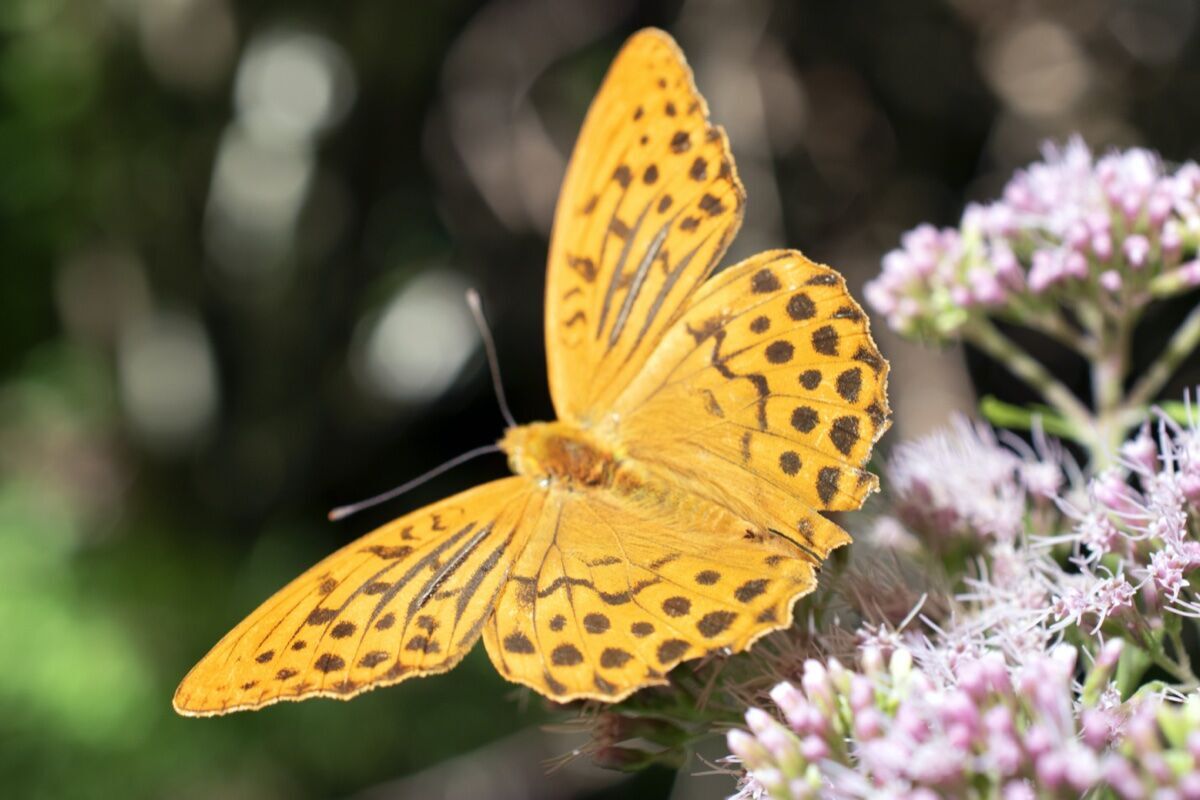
[544,29,746,423]
[173,478,537,716]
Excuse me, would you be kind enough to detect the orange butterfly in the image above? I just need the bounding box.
[174,28,889,715]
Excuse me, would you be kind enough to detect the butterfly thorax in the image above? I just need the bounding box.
[500,421,624,489]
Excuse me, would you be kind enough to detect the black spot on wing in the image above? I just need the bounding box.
[503,631,535,654]
[854,345,885,373]
[735,579,769,603]
[830,416,861,456]
[836,368,862,403]
[765,341,794,364]
[551,643,583,666]
[662,596,692,617]
[697,611,737,637]
[787,293,816,321]
[657,639,689,663]
[791,406,819,433]
[315,653,344,673]
[330,621,356,639]
[817,467,841,506]
[600,647,633,669]
[812,326,839,356]
[751,269,780,294]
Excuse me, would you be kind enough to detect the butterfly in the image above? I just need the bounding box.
[173,27,889,715]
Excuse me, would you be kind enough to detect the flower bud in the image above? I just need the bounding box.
[787,776,816,800]
[799,735,829,762]
[1064,746,1100,791]
[1024,724,1054,759]
[727,729,771,770]
[1162,221,1183,256]
[801,660,833,711]
[1148,192,1173,226]
[1034,751,1067,789]
[770,682,810,732]
[758,723,806,778]
[854,707,886,740]
[1081,709,1113,749]
[1002,780,1036,800]
[749,767,788,798]
[941,689,980,733]
[1122,432,1159,474]
[849,674,875,713]
[1124,235,1150,269]
[989,735,1023,776]
[984,705,1016,736]
[1101,754,1145,800]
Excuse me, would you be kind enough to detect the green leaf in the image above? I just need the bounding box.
[1155,401,1194,426]
[1116,644,1151,700]
[979,395,1083,441]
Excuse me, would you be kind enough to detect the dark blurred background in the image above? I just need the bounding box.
[3,0,1199,798]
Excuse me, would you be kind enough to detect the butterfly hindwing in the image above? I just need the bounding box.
[545,29,746,423]
[613,250,891,557]
[173,478,539,716]
[482,481,818,702]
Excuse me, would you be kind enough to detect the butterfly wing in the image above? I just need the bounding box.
[612,249,891,556]
[482,483,817,702]
[174,477,542,716]
[545,28,745,423]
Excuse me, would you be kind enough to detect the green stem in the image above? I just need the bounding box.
[1167,627,1197,685]
[1004,305,1097,359]
[1091,316,1132,465]
[1125,301,1200,410]
[1149,266,1200,298]
[1149,638,1198,686]
[964,318,1097,447]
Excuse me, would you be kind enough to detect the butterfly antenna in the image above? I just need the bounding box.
[466,288,519,429]
[327,444,502,521]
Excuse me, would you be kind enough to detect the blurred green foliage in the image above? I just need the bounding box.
[0,344,549,799]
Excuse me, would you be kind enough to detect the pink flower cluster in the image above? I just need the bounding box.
[1055,407,1200,623]
[883,417,1062,548]
[865,138,1200,336]
[876,402,1200,645]
[727,643,1200,799]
